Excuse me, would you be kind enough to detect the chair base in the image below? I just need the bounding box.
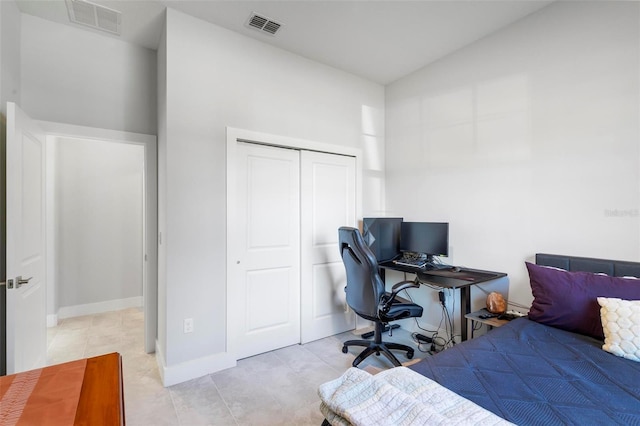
[342,322,414,368]
[360,323,399,339]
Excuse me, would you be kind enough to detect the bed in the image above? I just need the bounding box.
[0,352,124,425]
[319,254,640,425]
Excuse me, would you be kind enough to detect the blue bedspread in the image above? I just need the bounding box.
[409,318,640,425]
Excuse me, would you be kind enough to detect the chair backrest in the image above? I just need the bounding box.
[338,227,386,321]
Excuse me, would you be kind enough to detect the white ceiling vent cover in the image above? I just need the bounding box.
[246,12,283,36]
[65,0,122,35]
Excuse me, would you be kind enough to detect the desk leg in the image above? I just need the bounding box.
[460,287,471,341]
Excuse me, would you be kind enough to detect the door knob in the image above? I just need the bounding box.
[16,276,32,288]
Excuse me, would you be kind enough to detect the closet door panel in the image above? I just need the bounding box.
[230,143,301,359]
[300,151,356,343]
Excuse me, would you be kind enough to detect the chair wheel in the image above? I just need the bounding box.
[342,345,348,354]
[407,350,414,359]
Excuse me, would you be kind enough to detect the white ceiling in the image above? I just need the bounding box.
[16,0,553,85]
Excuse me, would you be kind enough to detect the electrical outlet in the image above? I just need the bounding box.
[183,318,194,333]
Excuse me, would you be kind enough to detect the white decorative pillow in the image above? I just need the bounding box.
[597,297,640,362]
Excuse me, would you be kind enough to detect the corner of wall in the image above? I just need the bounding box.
[156,3,168,376]
[155,339,236,387]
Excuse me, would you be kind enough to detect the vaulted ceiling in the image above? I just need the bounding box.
[16,0,552,84]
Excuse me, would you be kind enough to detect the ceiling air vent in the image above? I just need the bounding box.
[246,12,282,36]
[65,0,122,36]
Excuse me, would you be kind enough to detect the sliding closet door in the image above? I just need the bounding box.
[230,143,301,359]
[300,151,356,343]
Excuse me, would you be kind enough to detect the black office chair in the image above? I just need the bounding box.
[338,226,424,367]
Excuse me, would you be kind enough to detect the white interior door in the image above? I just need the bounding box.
[6,102,47,373]
[300,151,356,343]
[230,143,301,359]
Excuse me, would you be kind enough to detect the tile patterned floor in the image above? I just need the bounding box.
[47,309,427,425]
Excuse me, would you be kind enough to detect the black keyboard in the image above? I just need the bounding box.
[391,254,453,271]
[393,258,427,268]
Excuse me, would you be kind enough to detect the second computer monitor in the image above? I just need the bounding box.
[400,222,449,260]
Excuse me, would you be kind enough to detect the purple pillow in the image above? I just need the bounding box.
[526,262,640,340]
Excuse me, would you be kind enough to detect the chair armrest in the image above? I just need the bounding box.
[379,279,420,313]
[391,279,420,294]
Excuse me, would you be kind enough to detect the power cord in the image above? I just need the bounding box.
[435,292,454,351]
[401,279,453,354]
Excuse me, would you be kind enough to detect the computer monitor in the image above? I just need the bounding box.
[362,217,403,262]
[400,222,449,262]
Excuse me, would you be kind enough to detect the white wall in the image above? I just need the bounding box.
[159,8,384,385]
[20,14,156,135]
[385,1,640,333]
[1,0,21,117]
[54,137,144,314]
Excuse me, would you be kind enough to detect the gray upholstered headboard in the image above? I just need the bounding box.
[536,253,640,278]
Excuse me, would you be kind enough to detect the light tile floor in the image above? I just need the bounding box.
[47,308,428,425]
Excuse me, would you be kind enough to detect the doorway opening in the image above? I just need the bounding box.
[41,122,157,363]
[53,137,144,314]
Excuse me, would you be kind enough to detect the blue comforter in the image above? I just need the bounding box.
[409,318,640,425]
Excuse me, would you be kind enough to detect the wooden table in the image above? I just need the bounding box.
[0,352,124,425]
[465,308,510,338]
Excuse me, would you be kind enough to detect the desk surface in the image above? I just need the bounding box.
[379,261,507,289]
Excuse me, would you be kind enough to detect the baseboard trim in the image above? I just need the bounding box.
[58,296,143,319]
[155,340,236,387]
[47,314,58,328]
